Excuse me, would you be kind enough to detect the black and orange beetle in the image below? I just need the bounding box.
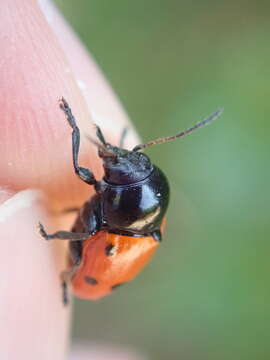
[39,98,222,304]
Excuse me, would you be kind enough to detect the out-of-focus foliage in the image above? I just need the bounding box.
[55,1,270,359]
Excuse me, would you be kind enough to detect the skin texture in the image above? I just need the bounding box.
[0,1,141,359]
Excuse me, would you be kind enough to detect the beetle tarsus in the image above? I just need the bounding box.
[38,222,90,241]
[61,281,69,306]
[38,222,50,240]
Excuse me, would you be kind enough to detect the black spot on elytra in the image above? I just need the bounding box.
[111,282,125,291]
[84,276,98,285]
[105,243,115,256]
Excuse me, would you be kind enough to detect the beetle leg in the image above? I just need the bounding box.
[61,277,69,306]
[39,222,90,241]
[59,97,97,186]
[60,264,79,305]
[151,230,162,242]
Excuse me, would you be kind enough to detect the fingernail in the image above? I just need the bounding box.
[70,343,147,360]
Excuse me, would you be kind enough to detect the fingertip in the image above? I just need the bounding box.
[0,189,70,359]
[39,0,140,147]
[1,0,140,212]
[0,0,92,206]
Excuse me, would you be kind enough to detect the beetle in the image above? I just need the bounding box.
[39,98,222,304]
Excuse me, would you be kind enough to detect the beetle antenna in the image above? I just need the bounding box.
[133,108,224,152]
[87,135,117,158]
[93,125,108,147]
[119,127,128,148]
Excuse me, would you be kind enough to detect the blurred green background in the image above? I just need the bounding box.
[55,1,270,359]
